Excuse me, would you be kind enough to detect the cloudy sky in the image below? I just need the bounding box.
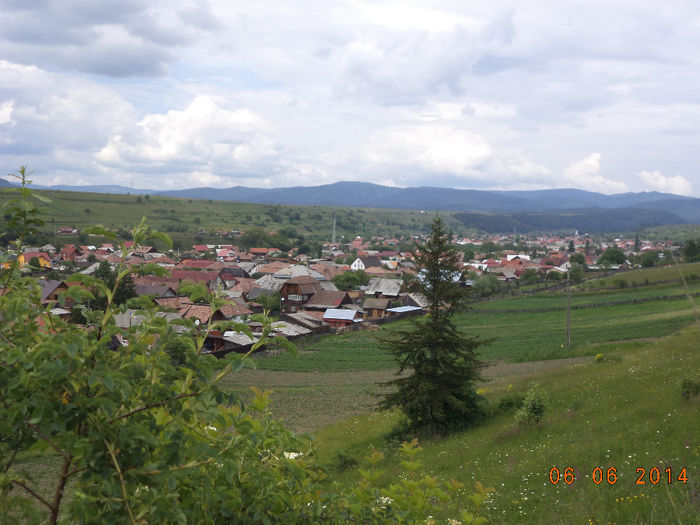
[1,1,699,195]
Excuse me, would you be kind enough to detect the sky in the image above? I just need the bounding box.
[1,1,699,196]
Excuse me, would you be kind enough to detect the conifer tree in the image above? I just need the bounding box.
[380,216,486,433]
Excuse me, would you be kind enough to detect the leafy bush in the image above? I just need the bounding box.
[1,171,491,523]
[497,391,525,412]
[681,379,700,400]
[514,382,547,425]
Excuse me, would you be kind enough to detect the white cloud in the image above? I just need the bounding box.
[638,170,692,196]
[562,153,627,194]
[364,125,492,176]
[1,3,700,195]
[0,100,13,124]
[97,96,283,174]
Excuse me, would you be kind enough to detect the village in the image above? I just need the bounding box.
[0,224,678,357]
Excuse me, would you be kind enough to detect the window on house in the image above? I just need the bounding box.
[288,294,304,301]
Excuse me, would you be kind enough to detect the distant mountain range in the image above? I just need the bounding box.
[154,182,700,214]
[3,178,700,233]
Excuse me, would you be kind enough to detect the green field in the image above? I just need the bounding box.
[311,327,700,524]
[222,269,700,523]
[0,188,459,247]
[255,267,700,371]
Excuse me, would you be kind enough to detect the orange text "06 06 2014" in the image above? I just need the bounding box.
[548,466,688,485]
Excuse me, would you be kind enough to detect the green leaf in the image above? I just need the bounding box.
[103,375,115,391]
[154,407,170,426]
[82,225,117,240]
[31,192,52,203]
[148,229,173,250]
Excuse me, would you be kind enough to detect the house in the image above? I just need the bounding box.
[310,262,350,280]
[256,260,291,275]
[249,247,269,258]
[177,259,216,270]
[362,297,391,319]
[38,279,68,304]
[350,256,383,271]
[219,266,250,285]
[14,252,52,269]
[386,305,423,318]
[403,292,429,309]
[302,290,352,311]
[58,245,82,261]
[212,302,253,321]
[133,285,178,299]
[270,320,313,340]
[282,311,327,332]
[273,264,326,281]
[280,276,323,313]
[247,274,283,301]
[323,308,362,328]
[365,277,402,298]
[170,270,220,289]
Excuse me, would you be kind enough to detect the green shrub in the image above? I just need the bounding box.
[331,451,359,471]
[514,382,547,425]
[681,378,700,400]
[497,391,525,412]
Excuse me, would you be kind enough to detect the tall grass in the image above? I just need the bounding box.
[314,327,700,524]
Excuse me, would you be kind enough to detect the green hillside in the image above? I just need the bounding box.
[311,327,699,524]
[0,188,452,248]
[224,267,700,523]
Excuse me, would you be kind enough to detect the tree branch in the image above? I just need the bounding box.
[3,447,19,473]
[11,479,54,512]
[66,465,88,479]
[108,391,199,423]
[49,455,73,525]
[25,421,71,460]
[104,438,137,525]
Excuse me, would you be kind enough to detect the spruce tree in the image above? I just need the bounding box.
[380,216,486,433]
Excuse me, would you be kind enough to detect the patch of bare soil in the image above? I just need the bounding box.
[225,357,591,433]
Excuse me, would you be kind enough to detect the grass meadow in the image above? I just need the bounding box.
[0,188,446,245]
[311,327,699,524]
[224,266,700,523]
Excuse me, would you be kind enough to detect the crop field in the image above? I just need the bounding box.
[255,267,700,372]
[582,262,700,287]
[476,280,700,312]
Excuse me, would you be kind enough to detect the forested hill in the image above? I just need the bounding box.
[454,207,690,233]
[154,182,695,214]
[5,179,700,233]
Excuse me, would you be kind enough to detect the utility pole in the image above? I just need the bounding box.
[332,212,337,245]
[566,269,571,348]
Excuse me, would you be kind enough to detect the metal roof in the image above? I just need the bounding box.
[386,306,423,314]
[323,308,358,321]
